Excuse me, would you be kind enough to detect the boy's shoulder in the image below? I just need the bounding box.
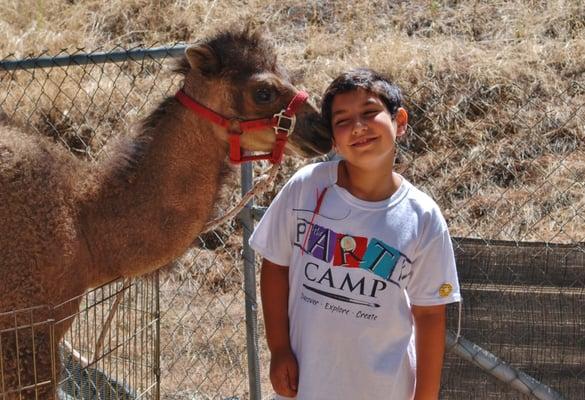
[402,179,448,229]
[403,180,438,208]
[288,160,337,186]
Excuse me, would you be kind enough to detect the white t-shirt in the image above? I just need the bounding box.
[250,161,461,400]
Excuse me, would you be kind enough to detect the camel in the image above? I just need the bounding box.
[0,28,331,399]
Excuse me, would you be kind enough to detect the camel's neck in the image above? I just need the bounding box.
[80,99,229,286]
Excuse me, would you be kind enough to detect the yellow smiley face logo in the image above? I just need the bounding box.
[439,283,453,298]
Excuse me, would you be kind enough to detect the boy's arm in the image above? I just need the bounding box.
[260,258,298,397]
[411,304,447,400]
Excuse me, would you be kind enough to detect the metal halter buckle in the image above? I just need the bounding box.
[273,111,296,136]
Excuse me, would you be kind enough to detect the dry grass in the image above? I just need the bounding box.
[1,0,584,398]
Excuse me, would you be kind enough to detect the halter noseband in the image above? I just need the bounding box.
[175,89,308,164]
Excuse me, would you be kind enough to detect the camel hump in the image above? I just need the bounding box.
[0,127,82,309]
[0,126,80,249]
[0,126,79,181]
[0,128,56,182]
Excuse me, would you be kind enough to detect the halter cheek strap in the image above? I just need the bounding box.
[175,89,309,165]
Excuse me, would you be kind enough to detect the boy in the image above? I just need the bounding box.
[249,68,461,399]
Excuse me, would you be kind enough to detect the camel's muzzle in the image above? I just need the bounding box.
[175,89,308,164]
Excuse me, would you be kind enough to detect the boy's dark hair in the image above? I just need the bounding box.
[321,68,403,133]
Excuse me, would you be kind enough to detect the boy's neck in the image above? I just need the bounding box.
[336,159,402,202]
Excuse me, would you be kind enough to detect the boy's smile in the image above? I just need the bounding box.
[350,135,378,147]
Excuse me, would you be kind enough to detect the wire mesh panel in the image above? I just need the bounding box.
[0,305,58,399]
[60,276,159,400]
[0,275,158,400]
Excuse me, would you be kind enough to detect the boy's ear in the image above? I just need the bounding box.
[395,108,408,137]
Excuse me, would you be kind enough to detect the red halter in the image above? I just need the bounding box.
[175,89,309,164]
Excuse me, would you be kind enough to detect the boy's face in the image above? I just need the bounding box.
[330,88,407,170]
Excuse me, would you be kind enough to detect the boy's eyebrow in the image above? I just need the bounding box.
[362,99,381,107]
[332,99,382,117]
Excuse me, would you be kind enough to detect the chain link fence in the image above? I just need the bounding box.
[1,44,583,399]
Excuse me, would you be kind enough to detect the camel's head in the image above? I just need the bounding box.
[176,28,332,162]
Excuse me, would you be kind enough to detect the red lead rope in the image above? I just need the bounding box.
[301,186,329,255]
[175,89,308,164]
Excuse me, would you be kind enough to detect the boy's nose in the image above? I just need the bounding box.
[352,119,367,135]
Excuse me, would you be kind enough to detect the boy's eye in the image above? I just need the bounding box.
[334,119,349,126]
[364,110,379,117]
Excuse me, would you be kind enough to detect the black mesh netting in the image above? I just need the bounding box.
[442,238,585,400]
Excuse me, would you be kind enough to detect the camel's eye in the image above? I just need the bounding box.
[254,87,277,104]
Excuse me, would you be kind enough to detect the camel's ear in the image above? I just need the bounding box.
[185,45,221,75]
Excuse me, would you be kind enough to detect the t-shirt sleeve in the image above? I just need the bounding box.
[406,227,461,306]
[248,180,295,267]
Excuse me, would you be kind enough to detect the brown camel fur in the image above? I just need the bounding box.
[0,28,331,399]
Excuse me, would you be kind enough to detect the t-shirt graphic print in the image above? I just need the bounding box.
[298,213,412,310]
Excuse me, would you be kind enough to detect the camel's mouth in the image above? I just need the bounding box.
[288,112,332,157]
[286,137,329,158]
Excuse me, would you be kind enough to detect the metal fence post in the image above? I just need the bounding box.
[155,270,161,400]
[240,163,262,400]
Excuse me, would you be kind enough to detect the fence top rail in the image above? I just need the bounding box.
[454,236,585,250]
[0,45,188,71]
